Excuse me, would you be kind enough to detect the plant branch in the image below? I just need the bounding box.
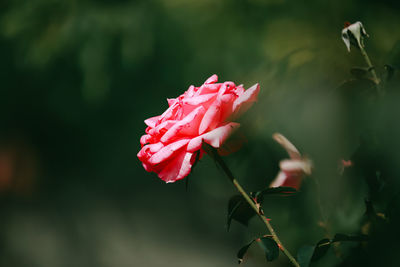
[207,146,300,267]
[359,46,381,94]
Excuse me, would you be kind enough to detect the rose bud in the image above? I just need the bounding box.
[138,75,260,183]
[269,133,312,190]
[341,21,369,52]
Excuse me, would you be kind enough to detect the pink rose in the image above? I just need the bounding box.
[269,133,312,190]
[138,75,260,183]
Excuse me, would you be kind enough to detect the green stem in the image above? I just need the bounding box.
[209,146,300,267]
[359,46,381,94]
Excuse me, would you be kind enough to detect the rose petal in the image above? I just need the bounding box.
[140,134,151,146]
[186,136,203,152]
[148,120,177,136]
[205,74,218,84]
[273,133,301,159]
[280,159,312,175]
[184,85,196,98]
[195,84,221,96]
[269,171,287,188]
[269,171,303,190]
[348,21,367,50]
[234,84,245,95]
[224,81,235,89]
[182,93,216,106]
[142,162,152,172]
[232,83,260,117]
[341,29,351,52]
[161,106,205,143]
[219,93,236,122]
[147,142,164,153]
[217,83,227,98]
[137,142,165,171]
[198,98,222,134]
[202,122,240,147]
[144,115,161,128]
[158,150,194,183]
[159,102,177,122]
[167,98,176,107]
[149,139,189,165]
[187,122,240,152]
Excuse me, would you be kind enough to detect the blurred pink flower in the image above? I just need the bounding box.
[138,75,260,183]
[269,133,312,190]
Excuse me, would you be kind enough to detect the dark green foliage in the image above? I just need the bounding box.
[258,237,279,262]
[311,238,331,262]
[236,237,279,264]
[253,186,297,202]
[299,234,370,266]
[227,195,256,231]
[297,245,315,267]
[237,240,255,264]
[332,233,368,243]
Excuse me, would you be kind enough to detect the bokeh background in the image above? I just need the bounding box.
[1,0,400,266]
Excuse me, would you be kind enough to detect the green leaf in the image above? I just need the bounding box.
[332,233,368,243]
[254,186,297,202]
[258,237,279,262]
[297,245,315,267]
[227,196,243,231]
[227,195,256,231]
[308,234,369,264]
[311,238,331,262]
[237,240,255,264]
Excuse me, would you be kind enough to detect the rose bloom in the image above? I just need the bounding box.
[269,133,312,190]
[138,75,260,183]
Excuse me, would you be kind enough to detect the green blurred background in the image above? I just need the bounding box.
[1,0,400,266]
